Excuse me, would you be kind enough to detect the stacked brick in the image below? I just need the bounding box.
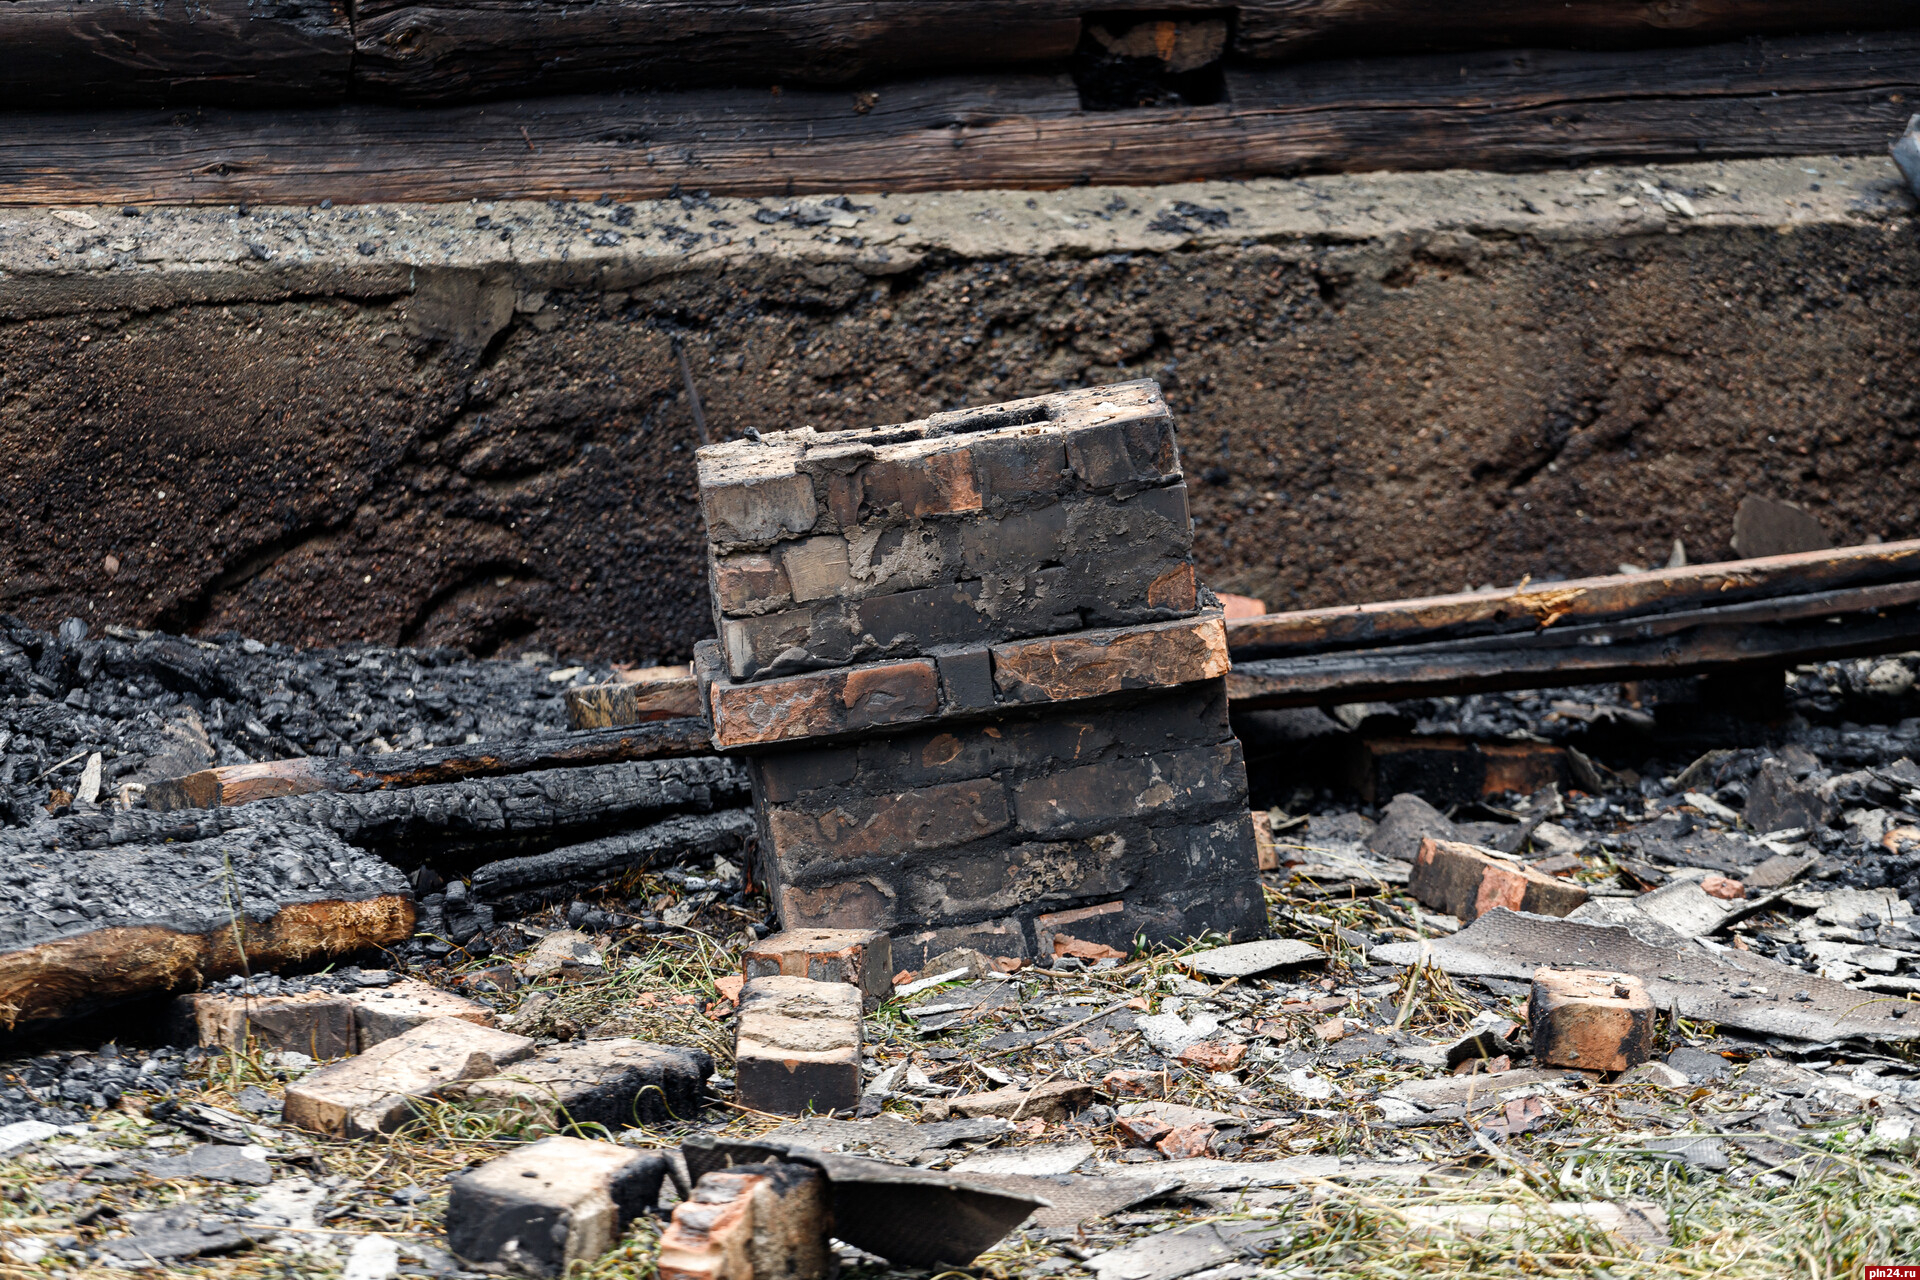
[694,381,1265,968]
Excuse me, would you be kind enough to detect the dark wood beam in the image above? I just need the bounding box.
[0,32,1911,206]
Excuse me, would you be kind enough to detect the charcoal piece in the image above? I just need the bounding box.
[0,821,413,1026]
[470,809,756,911]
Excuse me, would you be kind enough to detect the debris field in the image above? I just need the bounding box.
[0,383,1917,1280]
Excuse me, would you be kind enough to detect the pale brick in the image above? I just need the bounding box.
[743,928,893,1011]
[657,1164,831,1280]
[446,1136,667,1277]
[1529,968,1655,1073]
[458,1038,713,1128]
[283,1017,534,1138]
[734,977,862,1116]
[171,990,356,1060]
[347,977,495,1048]
[702,473,819,546]
[778,536,853,604]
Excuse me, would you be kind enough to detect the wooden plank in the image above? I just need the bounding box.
[1227,579,1920,709]
[0,0,351,107]
[2,32,1911,205]
[145,718,714,812]
[1226,538,1920,660]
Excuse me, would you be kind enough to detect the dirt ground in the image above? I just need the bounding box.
[2,159,1914,661]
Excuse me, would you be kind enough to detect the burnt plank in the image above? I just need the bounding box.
[1,32,1912,205]
[146,718,715,812]
[1226,538,1920,660]
[1227,580,1920,708]
[0,0,351,108]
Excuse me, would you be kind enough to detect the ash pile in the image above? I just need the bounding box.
[1,385,1919,1277]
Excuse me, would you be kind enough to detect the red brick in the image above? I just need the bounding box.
[708,660,940,749]
[1701,875,1746,900]
[992,612,1229,704]
[1101,1070,1164,1099]
[1032,900,1126,956]
[1178,1041,1247,1072]
[701,471,819,547]
[857,447,982,519]
[172,991,356,1060]
[1146,563,1198,611]
[743,928,893,1011]
[1528,968,1655,1073]
[657,1162,831,1280]
[778,536,853,604]
[1408,838,1589,923]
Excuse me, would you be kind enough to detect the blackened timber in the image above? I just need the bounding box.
[0,0,351,109]
[145,718,714,813]
[0,822,413,1027]
[1,32,1912,206]
[470,809,757,912]
[1226,579,1920,709]
[24,758,750,860]
[1226,538,1920,660]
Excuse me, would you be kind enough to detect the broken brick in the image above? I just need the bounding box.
[1115,1116,1174,1147]
[1155,1124,1217,1159]
[1700,875,1746,900]
[1101,1070,1165,1098]
[457,1038,713,1129]
[446,1136,667,1277]
[743,928,894,1011]
[1177,1041,1247,1072]
[283,1017,535,1138]
[734,977,862,1116]
[942,1080,1095,1123]
[1409,837,1590,924]
[1529,968,1656,1073]
[657,1163,832,1280]
[170,990,356,1060]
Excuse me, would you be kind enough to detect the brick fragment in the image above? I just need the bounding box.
[734,977,862,1116]
[1155,1124,1216,1159]
[1177,1041,1247,1072]
[744,928,894,1011]
[1700,875,1746,900]
[521,930,606,982]
[657,1163,832,1280]
[458,1038,713,1129]
[1101,1070,1164,1099]
[991,612,1229,704]
[283,1017,535,1138]
[446,1136,667,1278]
[702,471,819,547]
[347,977,495,1048]
[171,990,356,1060]
[1252,815,1279,872]
[1528,968,1656,1073]
[1115,1116,1173,1147]
[1409,838,1590,924]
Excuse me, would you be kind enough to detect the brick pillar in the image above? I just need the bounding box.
[694,380,1266,969]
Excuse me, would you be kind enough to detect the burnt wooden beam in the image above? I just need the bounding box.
[1,32,1911,205]
[1226,538,1920,660]
[0,821,412,1027]
[0,0,352,108]
[1226,577,1920,709]
[145,718,714,813]
[3,1,1894,107]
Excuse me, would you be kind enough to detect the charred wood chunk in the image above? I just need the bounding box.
[469,809,756,914]
[0,821,413,1027]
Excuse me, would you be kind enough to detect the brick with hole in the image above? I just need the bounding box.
[1409,837,1589,923]
[1529,968,1656,1072]
[657,1162,832,1280]
[445,1136,668,1277]
[733,977,862,1116]
[346,977,495,1048]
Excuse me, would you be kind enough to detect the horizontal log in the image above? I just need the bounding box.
[0,821,412,1026]
[0,0,351,108]
[3,32,1911,205]
[2,1,1891,107]
[145,718,714,812]
[31,757,749,861]
[470,808,756,911]
[1225,538,1920,660]
[1227,579,1920,708]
